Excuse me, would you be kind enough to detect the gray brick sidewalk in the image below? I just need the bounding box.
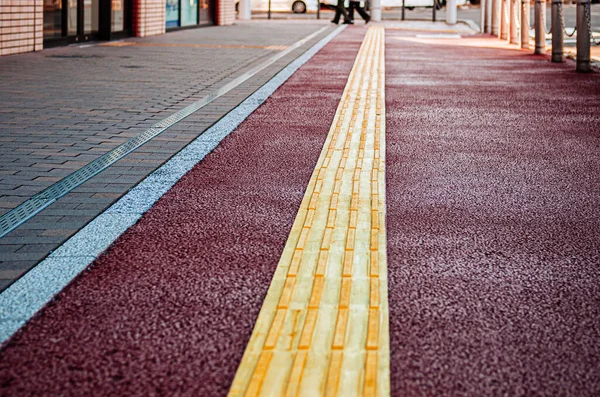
[0,21,336,291]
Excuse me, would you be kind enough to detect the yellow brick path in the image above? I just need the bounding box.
[229,26,389,397]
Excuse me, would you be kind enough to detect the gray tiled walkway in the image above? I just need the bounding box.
[0,20,335,290]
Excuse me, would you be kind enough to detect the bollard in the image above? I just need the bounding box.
[238,0,251,20]
[481,0,487,33]
[576,0,591,72]
[487,0,493,33]
[521,0,530,48]
[551,0,563,62]
[500,0,508,39]
[371,0,382,21]
[447,0,457,24]
[492,0,499,35]
[534,0,546,54]
[509,0,519,44]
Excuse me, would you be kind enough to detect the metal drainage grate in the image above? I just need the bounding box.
[0,25,333,239]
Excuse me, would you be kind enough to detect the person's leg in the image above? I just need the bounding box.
[331,0,343,23]
[348,2,355,20]
[337,0,351,23]
[356,4,370,21]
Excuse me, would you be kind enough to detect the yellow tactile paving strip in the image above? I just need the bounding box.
[229,26,388,397]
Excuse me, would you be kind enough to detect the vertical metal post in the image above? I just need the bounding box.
[486,0,493,32]
[492,0,499,35]
[447,0,457,24]
[268,0,271,19]
[534,0,546,53]
[372,0,382,21]
[521,0,530,48]
[551,0,563,61]
[500,0,508,39]
[481,0,487,33]
[239,0,251,20]
[432,0,436,22]
[509,0,519,43]
[402,0,406,21]
[317,1,320,19]
[576,0,591,72]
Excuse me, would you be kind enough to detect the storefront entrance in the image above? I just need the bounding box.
[165,0,214,30]
[43,0,131,46]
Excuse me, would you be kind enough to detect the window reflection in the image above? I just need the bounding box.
[112,0,124,32]
[43,0,62,39]
[83,0,99,34]
[199,0,210,24]
[68,0,77,35]
[166,0,180,28]
[181,0,198,26]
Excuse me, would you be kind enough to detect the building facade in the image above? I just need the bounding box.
[0,0,235,56]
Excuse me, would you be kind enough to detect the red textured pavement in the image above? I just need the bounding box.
[0,29,365,396]
[385,33,600,395]
[1,26,600,397]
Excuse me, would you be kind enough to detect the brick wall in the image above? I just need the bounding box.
[218,0,235,25]
[133,0,166,37]
[0,0,43,56]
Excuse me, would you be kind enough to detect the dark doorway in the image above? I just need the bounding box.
[43,0,132,46]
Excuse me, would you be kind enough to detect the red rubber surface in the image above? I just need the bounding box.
[385,33,600,395]
[0,30,365,396]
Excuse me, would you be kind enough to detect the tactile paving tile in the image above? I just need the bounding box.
[229,26,389,397]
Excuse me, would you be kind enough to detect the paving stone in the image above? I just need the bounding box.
[0,22,336,291]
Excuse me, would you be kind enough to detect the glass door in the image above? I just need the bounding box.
[43,0,64,40]
[68,0,99,42]
[181,0,199,26]
[166,0,180,28]
[199,0,212,25]
[44,0,130,45]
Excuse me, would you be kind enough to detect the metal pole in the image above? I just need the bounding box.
[576,0,591,72]
[372,0,382,21]
[520,0,530,48]
[447,0,457,24]
[239,0,251,19]
[481,0,487,33]
[492,0,499,35]
[551,0,563,61]
[268,0,271,19]
[486,0,493,32]
[402,0,406,20]
[317,0,320,19]
[534,0,546,53]
[500,0,508,39]
[432,0,436,22]
[509,0,519,43]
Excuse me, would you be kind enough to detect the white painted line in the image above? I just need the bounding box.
[0,25,347,345]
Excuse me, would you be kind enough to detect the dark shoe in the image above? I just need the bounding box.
[342,20,354,24]
[365,15,371,24]
[331,19,339,24]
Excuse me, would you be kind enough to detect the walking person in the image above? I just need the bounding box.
[331,0,353,24]
[348,0,370,23]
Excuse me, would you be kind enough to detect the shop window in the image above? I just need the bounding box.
[112,0,124,32]
[166,0,180,28]
[43,0,63,39]
[182,0,199,26]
